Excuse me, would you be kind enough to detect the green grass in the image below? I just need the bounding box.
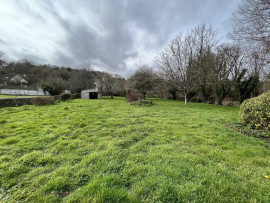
[0,97,269,202]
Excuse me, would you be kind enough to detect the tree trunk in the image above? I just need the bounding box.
[184,93,187,105]
[111,93,113,99]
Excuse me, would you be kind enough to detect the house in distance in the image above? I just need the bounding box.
[81,89,102,99]
[10,75,28,87]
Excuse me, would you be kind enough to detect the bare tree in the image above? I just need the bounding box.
[213,44,248,104]
[192,25,218,101]
[213,45,234,104]
[102,73,116,99]
[246,43,270,79]
[155,32,196,105]
[0,51,5,67]
[230,0,270,80]
[114,74,127,97]
[231,0,270,51]
[77,63,94,91]
[129,66,155,99]
[0,51,6,83]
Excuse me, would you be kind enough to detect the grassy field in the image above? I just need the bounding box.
[0,97,269,202]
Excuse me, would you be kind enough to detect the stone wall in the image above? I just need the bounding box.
[0,97,34,108]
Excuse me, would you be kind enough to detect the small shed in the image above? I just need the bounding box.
[81,89,102,99]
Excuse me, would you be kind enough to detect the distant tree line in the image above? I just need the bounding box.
[0,58,93,94]
[0,55,127,96]
[154,24,269,105]
[128,0,270,105]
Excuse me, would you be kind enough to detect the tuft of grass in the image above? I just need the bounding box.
[0,97,269,202]
[0,119,7,124]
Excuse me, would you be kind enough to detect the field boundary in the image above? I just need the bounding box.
[0,97,35,108]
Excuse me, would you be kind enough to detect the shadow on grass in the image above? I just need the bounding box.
[225,123,270,141]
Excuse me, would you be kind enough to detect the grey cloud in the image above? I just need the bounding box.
[0,0,242,75]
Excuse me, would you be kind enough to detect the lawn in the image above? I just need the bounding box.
[0,97,269,202]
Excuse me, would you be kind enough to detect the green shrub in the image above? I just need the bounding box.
[41,83,64,96]
[240,91,270,131]
[32,97,55,106]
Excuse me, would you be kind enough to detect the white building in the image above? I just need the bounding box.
[10,75,28,86]
[81,89,102,99]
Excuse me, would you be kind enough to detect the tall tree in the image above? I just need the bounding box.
[192,25,218,101]
[129,66,155,99]
[156,32,196,105]
[246,44,270,79]
[102,73,116,99]
[213,44,252,104]
[214,44,235,105]
[231,0,270,53]
[0,51,5,67]
[114,74,127,97]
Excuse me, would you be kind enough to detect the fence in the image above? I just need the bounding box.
[0,89,50,96]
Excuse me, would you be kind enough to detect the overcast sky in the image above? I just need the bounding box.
[0,0,242,76]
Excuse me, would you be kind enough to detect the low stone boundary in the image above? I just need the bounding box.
[0,97,34,108]
[0,95,80,108]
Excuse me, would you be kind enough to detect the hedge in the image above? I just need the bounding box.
[239,91,270,131]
